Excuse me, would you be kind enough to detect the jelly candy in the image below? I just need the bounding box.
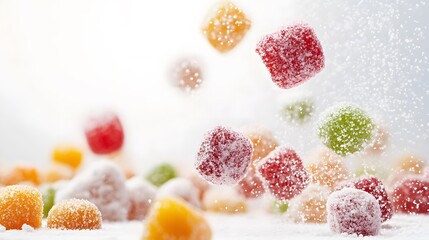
[42,187,56,218]
[237,170,265,199]
[392,178,429,214]
[2,165,41,186]
[195,126,252,185]
[271,200,289,214]
[157,178,201,208]
[146,163,177,187]
[256,23,324,89]
[281,99,314,124]
[363,125,388,155]
[243,126,278,166]
[43,164,74,183]
[203,186,247,214]
[393,154,425,174]
[171,58,203,91]
[47,199,102,230]
[52,145,83,169]
[85,112,124,154]
[126,177,157,220]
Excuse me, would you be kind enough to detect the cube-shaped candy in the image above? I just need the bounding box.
[392,178,429,214]
[52,145,83,169]
[237,169,265,199]
[243,126,279,166]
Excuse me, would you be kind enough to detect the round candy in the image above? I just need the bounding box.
[393,154,425,174]
[171,58,203,91]
[52,145,83,169]
[392,178,429,214]
[47,199,102,230]
[327,188,381,236]
[145,163,177,187]
[85,112,124,154]
[318,105,375,156]
[195,126,253,185]
[256,23,324,89]
[126,177,157,220]
[281,99,314,124]
[0,185,43,230]
[257,147,310,201]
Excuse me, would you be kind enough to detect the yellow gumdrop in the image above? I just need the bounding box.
[52,145,83,169]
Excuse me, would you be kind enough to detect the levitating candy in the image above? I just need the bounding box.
[42,187,56,218]
[363,125,388,155]
[1,165,41,186]
[287,184,331,223]
[55,160,130,221]
[327,188,381,236]
[195,126,253,185]
[256,23,324,89]
[237,170,265,199]
[336,176,393,222]
[306,148,349,190]
[257,147,309,201]
[157,178,201,208]
[143,198,212,240]
[393,154,425,175]
[318,105,375,156]
[0,185,43,230]
[146,163,177,187]
[281,99,314,124]
[126,177,157,221]
[243,126,279,166]
[43,164,74,183]
[202,1,251,53]
[52,145,83,169]
[171,58,203,91]
[203,186,247,214]
[85,112,124,154]
[392,178,429,214]
[47,199,102,230]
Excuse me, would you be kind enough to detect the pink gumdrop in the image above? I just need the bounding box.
[257,147,309,201]
[256,22,324,89]
[327,188,381,236]
[85,112,124,154]
[126,177,157,221]
[195,126,253,185]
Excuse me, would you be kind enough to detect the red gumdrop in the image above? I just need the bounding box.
[257,147,309,201]
[256,22,324,89]
[336,176,393,222]
[195,126,253,185]
[327,188,381,236]
[392,178,429,214]
[237,170,265,199]
[85,112,124,154]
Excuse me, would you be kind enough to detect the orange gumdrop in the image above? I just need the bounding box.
[394,154,425,174]
[2,166,41,186]
[52,145,83,169]
[244,127,279,166]
[43,164,74,183]
[47,199,102,230]
[143,198,212,240]
[0,185,43,230]
[202,1,251,53]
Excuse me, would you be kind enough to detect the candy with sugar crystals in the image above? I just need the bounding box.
[195,126,252,185]
[0,185,43,230]
[85,112,124,154]
[392,178,429,214]
[256,23,324,89]
[126,177,157,220]
[327,188,381,236]
[393,154,425,175]
[243,126,279,166]
[237,170,265,199]
[2,165,41,186]
[171,58,203,91]
[203,186,247,214]
[146,163,177,187]
[257,147,310,201]
[52,145,83,169]
[281,99,314,124]
[157,178,201,208]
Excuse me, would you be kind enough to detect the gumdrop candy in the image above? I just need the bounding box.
[336,176,393,222]
[392,178,429,214]
[318,104,375,156]
[237,169,265,199]
[327,188,381,236]
[47,199,102,230]
[256,23,324,89]
[305,147,349,190]
[195,126,253,185]
[287,184,331,223]
[363,125,388,155]
[43,164,74,183]
[126,177,157,220]
[0,185,43,230]
[281,99,314,124]
[55,160,130,221]
[1,165,41,186]
[271,200,289,214]
[257,147,309,201]
[202,186,247,214]
[143,197,212,240]
[243,126,279,166]
[393,154,425,175]
[85,112,124,154]
[187,172,210,201]
[202,1,251,53]
[171,58,203,91]
[52,145,83,169]
[146,163,177,187]
[157,178,201,208]
[42,187,56,218]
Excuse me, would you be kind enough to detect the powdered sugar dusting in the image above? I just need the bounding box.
[125,177,157,221]
[156,178,201,208]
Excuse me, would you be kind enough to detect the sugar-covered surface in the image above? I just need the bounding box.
[0,214,428,240]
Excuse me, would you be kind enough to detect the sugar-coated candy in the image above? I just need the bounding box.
[157,178,201,208]
[47,199,102,230]
[363,125,388,155]
[55,160,130,221]
[126,177,157,221]
[243,126,279,166]
[393,154,425,174]
[1,165,41,186]
[271,200,289,214]
[52,145,83,169]
[336,176,393,222]
[203,186,247,214]
[257,147,309,201]
[0,185,43,230]
[85,112,124,154]
[43,164,74,183]
[392,178,429,214]
[327,188,381,236]
[195,126,253,185]
[281,99,314,124]
[318,105,375,156]
[146,163,177,187]
[237,170,265,199]
[287,184,331,223]
[188,172,210,201]
[256,23,324,89]
[42,187,56,218]
[143,197,212,240]
[171,58,203,91]
[202,1,251,53]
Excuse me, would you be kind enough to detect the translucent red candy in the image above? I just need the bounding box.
[327,188,381,236]
[237,170,265,199]
[336,176,393,222]
[195,126,253,185]
[257,147,310,201]
[256,23,324,89]
[85,112,124,154]
[392,178,429,214]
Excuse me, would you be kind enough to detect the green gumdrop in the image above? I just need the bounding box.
[282,99,314,124]
[318,105,375,157]
[145,163,177,187]
[43,188,56,218]
[273,200,288,214]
